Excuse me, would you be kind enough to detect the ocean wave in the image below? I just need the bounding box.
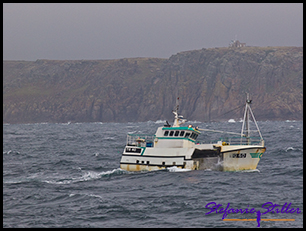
[240,169,260,173]
[166,166,192,172]
[155,120,166,124]
[44,168,128,185]
[3,179,25,184]
[187,120,202,124]
[286,147,295,151]
[285,146,303,152]
[4,173,45,184]
[68,192,103,200]
[103,136,115,141]
[92,122,103,125]
[3,150,20,155]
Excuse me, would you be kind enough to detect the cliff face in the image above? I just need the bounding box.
[3,46,303,124]
[153,46,303,122]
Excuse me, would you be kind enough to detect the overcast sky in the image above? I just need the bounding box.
[3,3,303,61]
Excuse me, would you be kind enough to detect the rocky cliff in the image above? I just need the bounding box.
[3,46,303,124]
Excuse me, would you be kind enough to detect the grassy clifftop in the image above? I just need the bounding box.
[3,46,303,123]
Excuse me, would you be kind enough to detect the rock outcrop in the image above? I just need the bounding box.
[3,46,303,124]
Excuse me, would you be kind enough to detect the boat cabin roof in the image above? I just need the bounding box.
[155,125,200,142]
[162,126,200,134]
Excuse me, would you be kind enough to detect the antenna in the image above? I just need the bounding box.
[175,97,179,112]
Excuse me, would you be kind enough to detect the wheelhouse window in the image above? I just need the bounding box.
[190,133,198,140]
[163,130,195,139]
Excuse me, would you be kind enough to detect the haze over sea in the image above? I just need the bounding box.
[3,120,303,227]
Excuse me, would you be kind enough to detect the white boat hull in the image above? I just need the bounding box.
[221,146,265,171]
[120,145,266,171]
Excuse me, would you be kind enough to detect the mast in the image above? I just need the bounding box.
[240,93,264,145]
[172,97,180,127]
[246,93,251,144]
[172,97,186,127]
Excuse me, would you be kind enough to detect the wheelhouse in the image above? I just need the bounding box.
[161,126,200,141]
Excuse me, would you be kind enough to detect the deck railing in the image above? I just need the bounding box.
[126,134,155,147]
[208,136,264,146]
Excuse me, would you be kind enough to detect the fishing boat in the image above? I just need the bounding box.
[120,94,266,171]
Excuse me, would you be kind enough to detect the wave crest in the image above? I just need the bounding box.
[44,168,128,185]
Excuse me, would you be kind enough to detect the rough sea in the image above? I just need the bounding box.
[3,120,303,228]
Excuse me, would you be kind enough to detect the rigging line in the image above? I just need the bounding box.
[198,128,245,136]
[214,104,245,119]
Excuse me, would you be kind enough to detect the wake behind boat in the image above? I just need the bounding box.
[120,94,266,171]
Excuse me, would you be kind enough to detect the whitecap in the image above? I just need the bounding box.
[188,120,202,124]
[285,147,296,152]
[167,166,192,172]
[68,193,103,200]
[103,136,115,140]
[44,168,127,185]
[44,179,72,185]
[4,179,24,184]
[228,119,236,123]
[240,169,260,173]
[81,171,103,181]
[87,194,103,199]
[92,122,103,124]
[4,150,20,155]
